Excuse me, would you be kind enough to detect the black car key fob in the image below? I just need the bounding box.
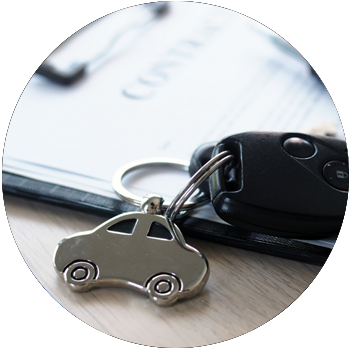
[190,132,348,239]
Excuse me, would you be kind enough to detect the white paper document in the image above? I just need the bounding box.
[3,3,343,249]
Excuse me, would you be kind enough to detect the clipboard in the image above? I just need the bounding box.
[2,3,342,266]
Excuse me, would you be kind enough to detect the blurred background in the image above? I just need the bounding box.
[1,0,350,142]
[1,0,350,348]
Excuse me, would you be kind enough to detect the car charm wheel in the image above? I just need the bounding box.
[147,274,180,306]
[63,261,97,292]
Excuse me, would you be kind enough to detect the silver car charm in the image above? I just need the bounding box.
[54,152,232,306]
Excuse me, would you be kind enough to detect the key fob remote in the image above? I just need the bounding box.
[190,132,348,239]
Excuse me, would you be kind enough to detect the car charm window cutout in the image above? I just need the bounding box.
[107,219,137,234]
[147,222,173,240]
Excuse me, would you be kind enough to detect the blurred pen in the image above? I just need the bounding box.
[35,2,170,85]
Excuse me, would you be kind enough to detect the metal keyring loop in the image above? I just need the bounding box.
[165,151,233,221]
[112,158,209,211]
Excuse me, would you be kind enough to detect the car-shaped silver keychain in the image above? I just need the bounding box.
[54,207,209,306]
[54,154,232,306]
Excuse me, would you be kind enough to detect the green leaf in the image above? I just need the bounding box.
[286,311,297,322]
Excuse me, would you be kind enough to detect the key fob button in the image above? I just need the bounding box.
[283,137,315,158]
[323,160,349,191]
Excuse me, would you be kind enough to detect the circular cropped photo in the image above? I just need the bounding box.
[2,2,348,347]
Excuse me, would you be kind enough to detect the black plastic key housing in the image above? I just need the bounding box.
[190,132,348,239]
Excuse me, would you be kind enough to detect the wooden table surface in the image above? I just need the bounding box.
[4,194,322,347]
